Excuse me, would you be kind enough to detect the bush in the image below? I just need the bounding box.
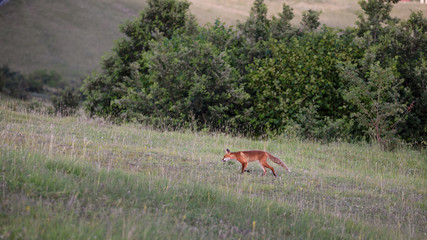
[51,88,80,116]
[0,65,28,99]
[1,65,68,101]
[140,35,248,130]
[245,27,359,135]
[282,105,355,143]
[26,70,65,91]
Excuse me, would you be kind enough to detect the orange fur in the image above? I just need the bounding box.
[222,149,290,177]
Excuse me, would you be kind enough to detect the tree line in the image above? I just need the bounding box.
[77,0,425,148]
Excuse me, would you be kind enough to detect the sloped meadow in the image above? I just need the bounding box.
[0,101,425,239]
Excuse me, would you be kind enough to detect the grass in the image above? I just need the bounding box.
[1,0,426,85]
[0,99,426,239]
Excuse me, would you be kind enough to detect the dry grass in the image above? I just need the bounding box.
[188,0,427,27]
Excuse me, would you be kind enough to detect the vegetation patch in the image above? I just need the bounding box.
[79,0,426,148]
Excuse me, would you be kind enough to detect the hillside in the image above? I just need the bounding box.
[0,0,147,85]
[189,0,427,27]
[0,99,426,239]
[1,0,426,85]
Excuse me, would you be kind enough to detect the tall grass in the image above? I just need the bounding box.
[0,101,426,239]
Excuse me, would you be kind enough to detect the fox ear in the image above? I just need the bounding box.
[226,149,230,153]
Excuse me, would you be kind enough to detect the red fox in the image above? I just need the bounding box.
[222,149,290,177]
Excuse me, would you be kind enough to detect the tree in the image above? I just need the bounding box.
[356,0,399,42]
[270,2,295,40]
[354,1,427,145]
[82,0,193,120]
[389,11,427,145]
[238,0,270,43]
[341,60,405,148]
[300,10,321,32]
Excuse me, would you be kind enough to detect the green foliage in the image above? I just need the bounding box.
[283,105,355,142]
[120,0,191,54]
[0,65,68,103]
[301,9,322,32]
[51,88,80,116]
[142,35,248,130]
[385,11,427,144]
[356,0,399,41]
[81,0,426,146]
[353,4,427,145]
[238,0,270,43]
[232,0,276,77]
[340,61,405,148]
[82,0,192,120]
[245,28,358,135]
[0,65,28,99]
[108,32,249,130]
[27,69,65,91]
[270,3,295,40]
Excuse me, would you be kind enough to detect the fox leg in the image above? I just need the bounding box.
[263,162,277,177]
[241,162,249,174]
[261,166,267,176]
[258,161,267,176]
[258,155,270,176]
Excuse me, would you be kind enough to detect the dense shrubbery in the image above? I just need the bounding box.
[51,88,80,116]
[82,0,426,147]
[0,65,29,99]
[0,65,68,98]
[245,29,358,135]
[0,65,79,115]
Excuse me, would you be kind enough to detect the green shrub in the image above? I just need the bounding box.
[27,69,65,90]
[0,65,28,99]
[51,88,80,116]
[245,27,359,135]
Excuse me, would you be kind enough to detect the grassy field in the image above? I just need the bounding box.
[1,0,426,85]
[0,98,425,239]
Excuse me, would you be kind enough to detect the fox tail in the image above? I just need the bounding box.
[268,153,291,172]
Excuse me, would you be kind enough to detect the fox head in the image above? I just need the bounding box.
[222,149,236,162]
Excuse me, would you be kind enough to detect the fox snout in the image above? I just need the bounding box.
[222,149,234,162]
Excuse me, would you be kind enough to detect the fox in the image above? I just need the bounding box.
[222,149,290,177]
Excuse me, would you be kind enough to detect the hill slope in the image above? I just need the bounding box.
[0,0,426,85]
[0,0,146,85]
[189,0,427,27]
